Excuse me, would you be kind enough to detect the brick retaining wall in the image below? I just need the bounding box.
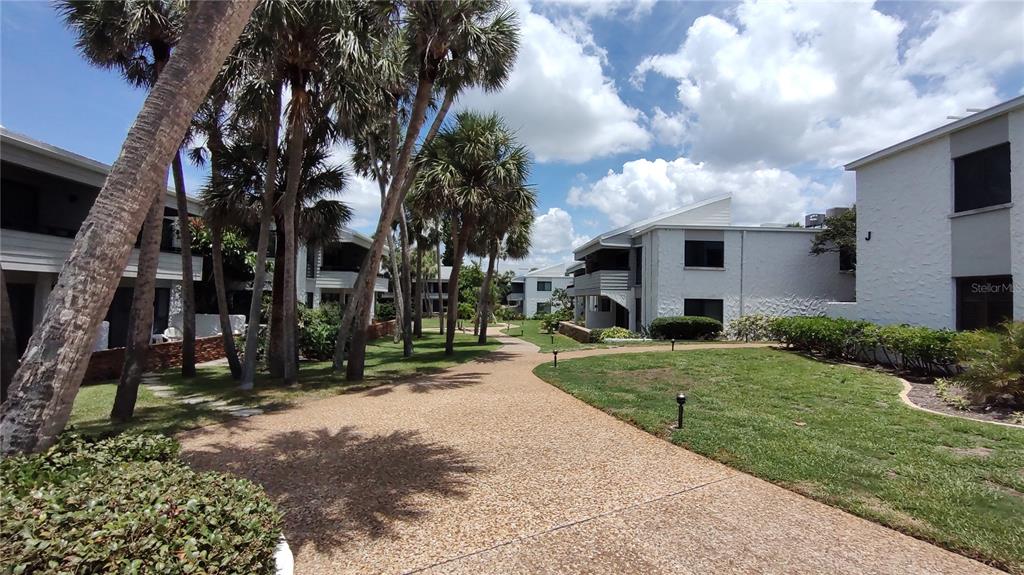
[367,319,396,340]
[84,335,227,383]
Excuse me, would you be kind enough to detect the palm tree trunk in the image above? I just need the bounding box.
[279,81,307,386]
[398,210,414,356]
[436,239,444,335]
[0,0,256,456]
[334,72,436,379]
[211,223,242,379]
[267,225,285,377]
[171,151,196,377]
[240,76,282,391]
[1,266,18,404]
[413,242,423,338]
[478,243,498,344]
[386,231,403,344]
[445,220,473,355]
[111,191,164,421]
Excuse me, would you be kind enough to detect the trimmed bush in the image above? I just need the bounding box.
[953,321,1024,405]
[298,302,341,360]
[727,314,777,341]
[1,434,282,575]
[538,308,573,333]
[375,302,396,321]
[649,316,723,340]
[591,326,638,342]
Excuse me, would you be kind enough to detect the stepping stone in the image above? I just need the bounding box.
[222,406,263,417]
[178,395,216,405]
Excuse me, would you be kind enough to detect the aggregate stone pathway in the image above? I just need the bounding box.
[179,338,997,575]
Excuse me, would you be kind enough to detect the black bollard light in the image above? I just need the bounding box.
[676,393,686,429]
[671,339,676,351]
[551,334,555,344]
[553,350,559,367]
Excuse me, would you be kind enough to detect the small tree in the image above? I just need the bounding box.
[550,287,571,310]
[810,207,856,270]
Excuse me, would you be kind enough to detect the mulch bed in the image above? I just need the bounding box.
[903,378,1022,426]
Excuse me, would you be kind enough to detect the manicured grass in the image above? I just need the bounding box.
[70,331,500,437]
[501,319,586,352]
[535,348,1024,573]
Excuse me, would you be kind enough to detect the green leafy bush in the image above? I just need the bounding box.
[538,308,573,333]
[727,314,778,341]
[458,301,476,320]
[591,326,639,342]
[493,306,524,321]
[1,434,282,574]
[770,315,960,375]
[649,316,723,340]
[298,302,341,361]
[953,321,1024,405]
[235,324,268,363]
[375,302,396,321]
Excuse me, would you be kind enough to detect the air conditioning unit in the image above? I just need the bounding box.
[805,213,826,228]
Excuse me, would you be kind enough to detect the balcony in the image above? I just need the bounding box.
[0,229,202,281]
[506,292,524,301]
[571,270,630,294]
[316,270,388,292]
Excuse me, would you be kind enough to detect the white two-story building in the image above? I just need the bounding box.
[831,96,1022,330]
[506,263,573,317]
[568,194,855,331]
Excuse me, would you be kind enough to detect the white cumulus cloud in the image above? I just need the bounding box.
[456,1,651,163]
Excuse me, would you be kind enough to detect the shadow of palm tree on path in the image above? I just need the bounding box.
[184,426,481,555]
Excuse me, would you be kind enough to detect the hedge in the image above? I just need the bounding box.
[769,315,960,375]
[1,433,281,575]
[649,316,723,340]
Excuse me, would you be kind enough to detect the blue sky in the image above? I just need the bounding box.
[3,0,1023,269]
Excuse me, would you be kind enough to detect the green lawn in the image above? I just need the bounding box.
[535,348,1024,573]
[70,331,500,438]
[501,319,587,352]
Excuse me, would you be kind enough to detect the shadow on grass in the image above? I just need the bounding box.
[183,426,480,554]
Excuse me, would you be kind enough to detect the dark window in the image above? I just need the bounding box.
[839,246,855,272]
[536,281,552,291]
[153,288,170,334]
[957,275,1012,330]
[535,302,550,315]
[685,240,725,268]
[634,298,642,331]
[599,297,611,312]
[684,299,724,323]
[306,253,316,278]
[305,292,314,307]
[321,292,341,304]
[511,282,525,293]
[5,282,35,355]
[634,247,643,285]
[954,143,1011,212]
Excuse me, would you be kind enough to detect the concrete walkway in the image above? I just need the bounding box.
[179,337,997,575]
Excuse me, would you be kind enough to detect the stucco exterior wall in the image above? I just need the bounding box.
[524,275,572,317]
[647,228,852,328]
[1011,110,1024,321]
[854,137,955,329]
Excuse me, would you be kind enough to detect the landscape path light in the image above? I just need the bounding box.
[676,393,686,429]
[552,350,558,367]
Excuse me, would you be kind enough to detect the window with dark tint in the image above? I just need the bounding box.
[536,281,552,291]
[306,292,314,307]
[634,247,643,285]
[954,143,1011,212]
[321,292,341,303]
[957,275,1012,330]
[839,246,855,272]
[535,302,550,315]
[684,299,724,323]
[684,240,724,268]
[599,297,611,312]
[306,253,316,278]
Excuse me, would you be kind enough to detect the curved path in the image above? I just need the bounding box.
[180,337,997,575]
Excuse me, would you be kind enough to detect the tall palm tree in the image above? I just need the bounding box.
[408,112,533,355]
[57,0,197,419]
[334,0,520,379]
[477,214,532,343]
[1,0,256,456]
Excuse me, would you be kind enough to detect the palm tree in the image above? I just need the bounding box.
[1,0,256,455]
[334,0,520,379]
[477,215,532,343]
[408,111,533,355]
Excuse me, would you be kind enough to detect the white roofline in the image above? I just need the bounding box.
[845,96,1024,170]
[628,223,819,236]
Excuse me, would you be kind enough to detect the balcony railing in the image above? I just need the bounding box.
[572,269,630,293]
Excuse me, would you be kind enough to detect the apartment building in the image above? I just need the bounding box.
[507,263,572,317]
[568,194,854,331]
[832,96,1022,330]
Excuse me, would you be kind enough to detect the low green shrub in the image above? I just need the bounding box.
[770,316,870,358]
[934,378,972,411]
[649,316,723,340]
[727,314,777,341]
[493,306,524,321]
[298,302,341,361]
[457,301,476,320]
[537,308,573,333]
[592,326,639,342]
[235,324,268,363]
[375,302,396,321]
[953,321,1024,405]
[1,434,282,575]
